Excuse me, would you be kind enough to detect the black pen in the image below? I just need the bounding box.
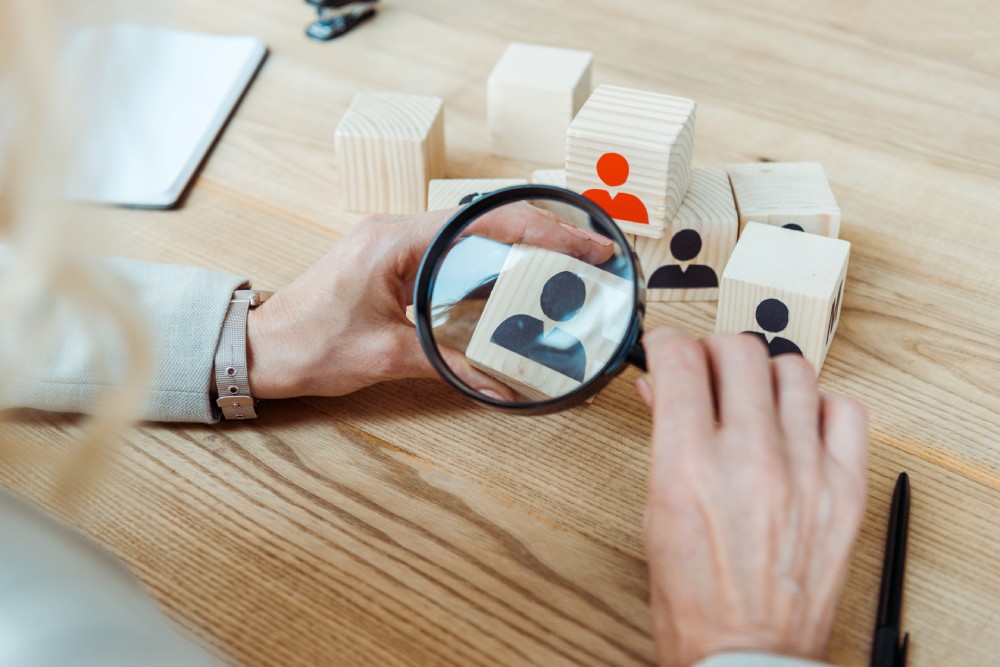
[870,472,910,667]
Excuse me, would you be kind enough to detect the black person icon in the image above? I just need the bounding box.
[743,298,803,357]
[458,189,505,206]
[782,223,805,232]
[489,271,588,382]
[647,229,719,289]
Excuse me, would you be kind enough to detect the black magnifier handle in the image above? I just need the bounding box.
[627,344,647,372]
[307,0,376,8]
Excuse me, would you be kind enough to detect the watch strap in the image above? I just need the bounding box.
[214,290,260,420]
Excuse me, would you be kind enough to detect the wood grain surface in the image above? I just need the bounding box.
[2,1,999,665]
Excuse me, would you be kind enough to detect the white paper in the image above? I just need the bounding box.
[63,23,266,208]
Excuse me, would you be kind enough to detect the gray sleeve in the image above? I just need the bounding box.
[0,252,247,423]
[695,653,833,667]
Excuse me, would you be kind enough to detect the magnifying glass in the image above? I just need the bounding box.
[413,185,648,414]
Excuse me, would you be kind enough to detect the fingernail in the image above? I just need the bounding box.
[636,375,653,407]
[560,222,592,240]
[584,229,614,246]
[480,389,504,401]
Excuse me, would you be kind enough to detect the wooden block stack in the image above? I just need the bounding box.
[566,85,696,238]
[488,43,593,165]
[427,178,527,211]
[716,223,850,373]
[329,41,856,383]
[334,91,445,214]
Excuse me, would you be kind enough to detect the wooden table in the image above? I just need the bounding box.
[3,1,998,665]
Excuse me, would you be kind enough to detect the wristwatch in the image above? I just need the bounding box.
[214,288,273,420]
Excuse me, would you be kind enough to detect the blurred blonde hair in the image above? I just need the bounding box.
[0,1,154,505]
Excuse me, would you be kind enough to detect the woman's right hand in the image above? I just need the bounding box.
[637,326,869,667]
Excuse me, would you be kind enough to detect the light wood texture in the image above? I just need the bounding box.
[427,177,526,211]
[729,162,842,237]
[1,1,998,665]
[530,168,566,188]
[335,91,445,213]
[632,167,738,302]
[466,244,633,400]
[717,223,850,373]
[488,43,592,165]
[566,85,696,239]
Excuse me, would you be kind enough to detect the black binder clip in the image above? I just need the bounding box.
[305,0,378,42]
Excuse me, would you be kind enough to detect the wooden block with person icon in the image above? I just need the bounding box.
[567,85,696,239]
[728,162,842,237]
[716,223,851,374]
[466,244,634,400]
[426,178,527,212]
[335,91,445,214]
[632,168,738,302]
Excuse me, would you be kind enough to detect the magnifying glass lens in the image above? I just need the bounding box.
[421,191,640,407]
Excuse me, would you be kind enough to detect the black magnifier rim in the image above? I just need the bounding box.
[413,184,646,415]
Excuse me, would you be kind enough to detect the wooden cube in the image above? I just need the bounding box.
[427,178,527,211]
[728,162,841,237]
[531,168,567,188]
[335,91,445,214]
[716,222,850,374]
[633,168,738,302]
[466,244,633,400]
[488,43,592,165]
[567,85,696,239]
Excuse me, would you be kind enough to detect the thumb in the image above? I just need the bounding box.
[387,325,517,402]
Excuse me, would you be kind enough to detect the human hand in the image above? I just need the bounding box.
[636,327,869,666]
[245,203,614,400]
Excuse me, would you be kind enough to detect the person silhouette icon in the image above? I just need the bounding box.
[458,189,502,206]
[743,298,802,356]
[647,229,719,289]
[782,223,805,232]
[490,271,588,382]
[582,152,649,225]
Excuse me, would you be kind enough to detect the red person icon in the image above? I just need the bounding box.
[582,152,649,225]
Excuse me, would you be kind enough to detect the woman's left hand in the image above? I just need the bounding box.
[245,204,615,400]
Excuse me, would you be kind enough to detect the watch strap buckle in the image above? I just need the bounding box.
[216,395,260,420]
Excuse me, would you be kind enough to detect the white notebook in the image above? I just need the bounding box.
[64,24,267,208]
